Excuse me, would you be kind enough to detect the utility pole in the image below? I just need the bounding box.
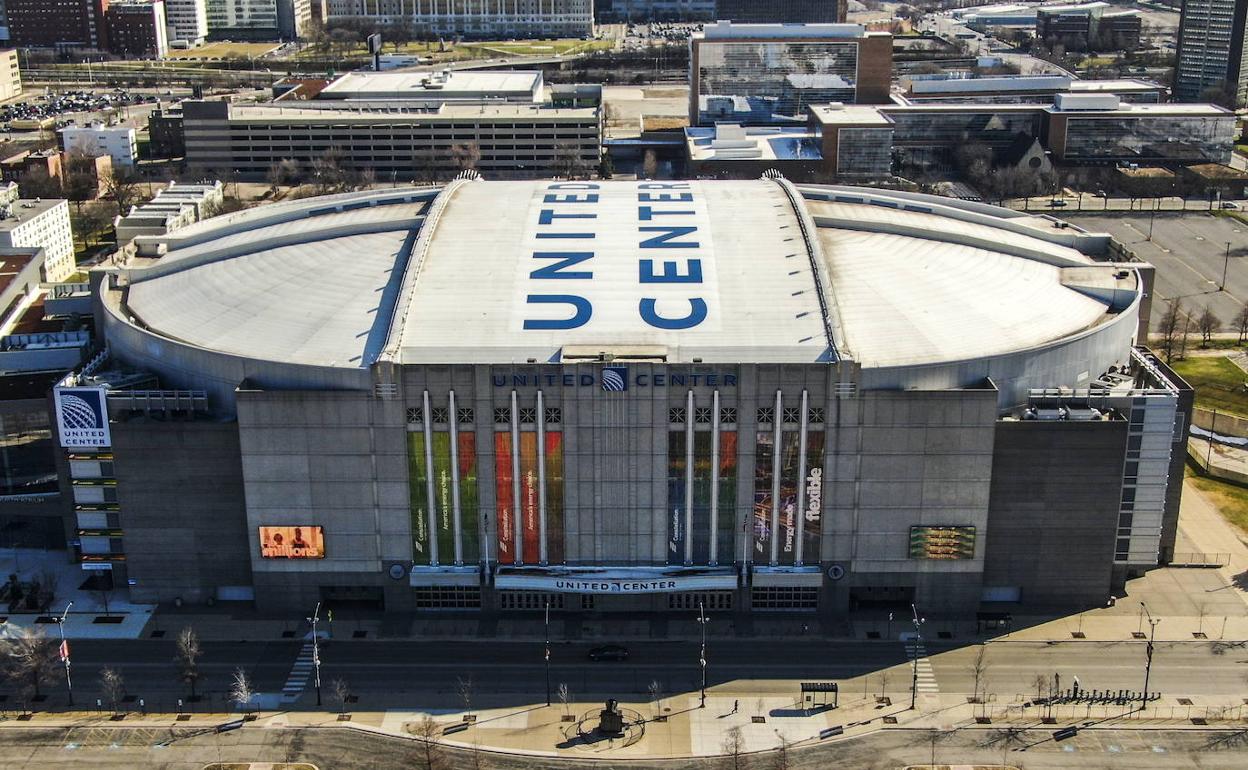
[308,602,323,707]
[57,601,73,707]
[544,599,551,707]
[1222,242,1232,291]
[909,604,925,711]
[1139,602,1160,713]
[697,601,708,708]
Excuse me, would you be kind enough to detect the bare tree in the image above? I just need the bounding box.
[175,627,203,701]
[928,728,954,767]
[103,165,144,217]
[775,730,791,769]
[230,667,254,714]
[332,677,350,716]
[311,148,350,194]
[18,167,62,199]
[642,149,658,180]
[34,567,59,613]
[1032,672,1051,702]
[266,158,300,192]
[1234,304,1248,345]
[99,667,125,715]
[554,141,588,180]
[450,142,481,174]
[557,682,570,718]
[412,714,442,770]
[1158,299,1184,362]
[721,725,745,770]
[457,674,474,719]
[0,626,62,703]
[971,645,989,704]
[1198,305,1221,346]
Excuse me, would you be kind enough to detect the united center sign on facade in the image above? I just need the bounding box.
[53,386,111,448]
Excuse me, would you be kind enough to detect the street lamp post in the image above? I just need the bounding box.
[697,601,708,708]
[909,604,925,711]
[1139,602,1160,713]
[308,602,323,707]
[57,601,73,707]
[544,600,551,707]
[1221,242,1233,291]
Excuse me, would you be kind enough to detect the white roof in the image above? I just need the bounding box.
[118,182,1131,371]
[318,70,542,101]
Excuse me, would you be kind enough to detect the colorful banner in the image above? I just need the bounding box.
[458,432,478,565]
[691,431,713,564]
[778,430,801,563]
[495,432,515,564]
[519,432,540,564]
[545,431,565,564]
[408,432,431,564]
[667,430,687,564]
[433,432,454,563]
[752,431,774,560]
[717,431,738,565]
[909,526,976,560]
[801,431,825,563]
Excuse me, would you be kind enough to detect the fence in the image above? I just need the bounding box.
[981,699,1247,725]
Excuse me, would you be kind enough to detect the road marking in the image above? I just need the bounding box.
[905,641,940,693]
[278,640,318,703]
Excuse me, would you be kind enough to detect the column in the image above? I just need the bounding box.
[684,389,695,566]
[510,389,522,565]
[795,389,809,567]
[423,390,438,565]
[537,389,548,565]
[769,389,782,566]
[710,389,720,566]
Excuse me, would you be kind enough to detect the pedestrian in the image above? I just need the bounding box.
[732,699,739,714]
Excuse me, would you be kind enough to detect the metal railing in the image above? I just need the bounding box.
[1167,552,1231,568]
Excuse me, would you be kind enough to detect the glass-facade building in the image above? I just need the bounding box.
[1056,113,1236,164]
[836,127,893,176]
[696,40,860,124]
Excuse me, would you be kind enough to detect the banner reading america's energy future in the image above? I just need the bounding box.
[519,432,540,564]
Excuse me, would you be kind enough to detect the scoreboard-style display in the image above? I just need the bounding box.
[908,526,976,560]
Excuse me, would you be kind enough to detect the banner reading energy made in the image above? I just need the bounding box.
[752,431,774,559]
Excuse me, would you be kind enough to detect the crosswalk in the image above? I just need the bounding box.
[280,641,318,703]
[905,640,940,694]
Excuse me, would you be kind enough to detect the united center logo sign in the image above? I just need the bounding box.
[601,366,628,392]
[54,386,111,448]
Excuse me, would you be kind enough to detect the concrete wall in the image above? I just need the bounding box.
[983,419,1128,607]
[113,417,252,605]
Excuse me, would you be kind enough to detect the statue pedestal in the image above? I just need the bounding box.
[596,698,624,737]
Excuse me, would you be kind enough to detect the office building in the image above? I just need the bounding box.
[326,0,593,39]
[64,179,1186,616]
[0,198,76,282]
[58,124,139,168]
[690,22,894,125]
[205,0,307,39]
[901,74,1166,104]
[1042,94,1235,165]
[597,0,846,22]
[105,0,170,59]
[0,48,20,101]
[1173,0,1248,105]
[1035,3,1141,51]
[165,0,209,47]
[5,0,109,50]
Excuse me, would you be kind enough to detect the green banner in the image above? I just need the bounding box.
[433,432,454,563]
[407,431,431,565]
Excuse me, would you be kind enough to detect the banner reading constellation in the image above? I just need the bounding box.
[458,432,478,564]
[667,430,687,564]
[752,431,774,560]
[717,432,738,565]
[408,432,431,564]
[545,431,565,564]
[801,431,825,563]
[495,433,515,564]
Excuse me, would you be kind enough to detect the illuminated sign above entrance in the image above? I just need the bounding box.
[493,369,738,389]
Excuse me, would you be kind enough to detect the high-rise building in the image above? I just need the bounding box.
[689,21,893,125]
[1173,0,1248,105]
[165,0,208,47]
[596,0,846,22]
[5,0,110,50]
[205,0,308,39]
[326,0,593,39]
[105,0,169,58]
[0,48,20,102]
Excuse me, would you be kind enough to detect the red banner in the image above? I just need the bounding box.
[495,433,514,564]
[520,432,540,564]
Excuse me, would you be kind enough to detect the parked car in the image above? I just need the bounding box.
[588,644,629,662]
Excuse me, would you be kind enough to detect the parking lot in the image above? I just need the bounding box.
[1062,212,1248,332]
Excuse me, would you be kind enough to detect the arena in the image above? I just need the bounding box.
[64,177,1190,618]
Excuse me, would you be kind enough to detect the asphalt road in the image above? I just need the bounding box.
[36,637,1248,713]
[1062,213,1248,330]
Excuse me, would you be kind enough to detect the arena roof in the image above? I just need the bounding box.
[115,181,1136,372]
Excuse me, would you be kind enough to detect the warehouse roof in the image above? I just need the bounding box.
[116,181,1134,371]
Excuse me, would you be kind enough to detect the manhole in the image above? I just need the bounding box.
[865,631,880,639]
[1071,631,1086,639]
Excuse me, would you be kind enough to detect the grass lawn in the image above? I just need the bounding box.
[1169,355,1248,417]
[294,38,611,61]
[1186,466,1248,537]
[165,42,281,60]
